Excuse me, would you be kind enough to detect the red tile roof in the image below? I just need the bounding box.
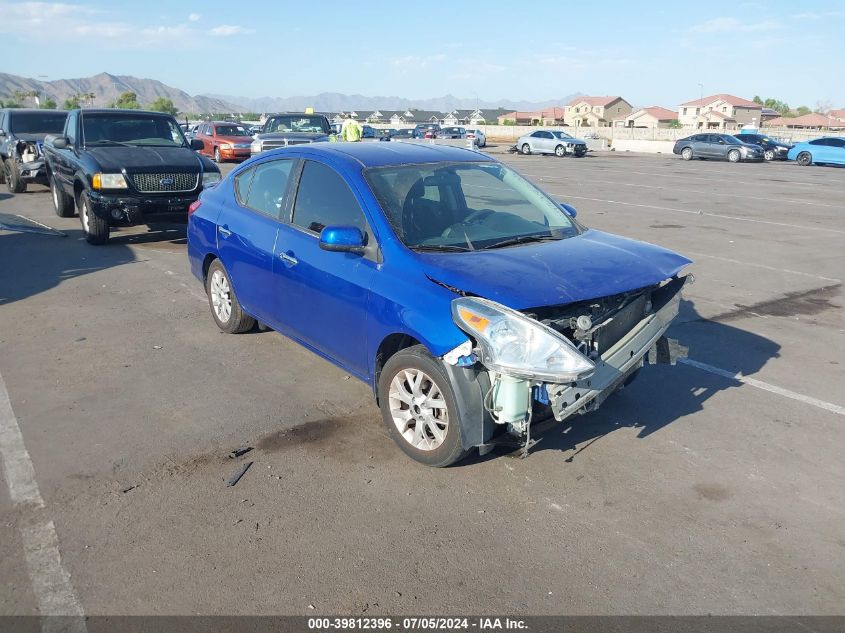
[631,106,678,121]
[680,93,761,108]
[500,107,566,120]
[829,109,845,119]
[765,113,845,128]
[567,96,623,107]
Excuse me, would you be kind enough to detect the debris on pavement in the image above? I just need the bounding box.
[227,461,253,487]
[228,446,253,459]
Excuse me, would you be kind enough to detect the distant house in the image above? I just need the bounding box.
[497,107,566,125]
[564,97,632,127]
[623,106,678,129]
[764,113,845,130]
[829,109,845,124]
[677,94,761,130]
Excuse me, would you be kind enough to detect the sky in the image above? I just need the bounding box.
[1,0,844,108]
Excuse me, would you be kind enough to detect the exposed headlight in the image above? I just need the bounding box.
[219,143,232,150]
[251,141,262,153]
[92,173,128,190]
[451,297,595,382]
[202,171,221,187]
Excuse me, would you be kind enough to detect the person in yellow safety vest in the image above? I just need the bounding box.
[340,114,362,142]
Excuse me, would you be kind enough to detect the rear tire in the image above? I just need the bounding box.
[521,143,531,155]
[205,259,255,334]
[378,345,469,467]
[77,191,109,244]
[728,149,741,163]
[554,144,566,157]
[5,159,26,193]
[681,147,693,161]
[51,174,75,217]
[796,151,812,167]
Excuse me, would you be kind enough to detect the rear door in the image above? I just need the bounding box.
[272,159,376,378]
[824,138,845,164]
[216,158,297,325]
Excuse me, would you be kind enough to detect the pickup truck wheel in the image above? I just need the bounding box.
[205,260,255,334]
[51,175,75,217]
[378,345,469,467]
[0,158,5,184]
[5,159,26,193]
[77,191,109,245]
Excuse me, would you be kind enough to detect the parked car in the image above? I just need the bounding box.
[437,126,467,139]
[787,137,845,167]
[673,133,763,162]
[193,121,253,162]
[362,125,377,139]
[187,143,691,467]
[733,133,792,161]
[378,128,397,139]
[516,130,587,157]
[413,123,441,139]
[0,108,68,193]
[43,108,220,244]
[251,112,332,155]
[465,128,487,148]
[391,128,415,139]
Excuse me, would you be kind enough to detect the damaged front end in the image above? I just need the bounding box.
[10,139,48,185]
[444,274,690,456]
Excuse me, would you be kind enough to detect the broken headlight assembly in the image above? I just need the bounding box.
[451,297,595,382]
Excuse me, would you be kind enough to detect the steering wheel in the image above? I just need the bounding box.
[463,209,495,224]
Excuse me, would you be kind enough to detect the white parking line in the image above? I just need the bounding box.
[682,252,842,283]
[554,193,845,235]
[0,372,86,631]
[680,358,845,417]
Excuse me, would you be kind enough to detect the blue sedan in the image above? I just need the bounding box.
[187,143,692,466]
[787,137,845,166]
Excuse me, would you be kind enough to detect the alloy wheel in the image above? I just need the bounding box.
[388,368,449,451]
[210,269,232,323]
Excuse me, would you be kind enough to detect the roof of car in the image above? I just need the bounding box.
[76,109,176,116]
[284,141,493,168]
[2,108,65,114]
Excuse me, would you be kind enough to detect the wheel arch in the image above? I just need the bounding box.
[373,333,422,402]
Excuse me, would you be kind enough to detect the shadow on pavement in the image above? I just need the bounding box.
[462,298,781,464]
[0,228,136,305]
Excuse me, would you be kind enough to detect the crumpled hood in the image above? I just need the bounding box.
[416,229,692,310]
[86,146,204,172]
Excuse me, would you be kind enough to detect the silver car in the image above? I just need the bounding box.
[465,128,486,147]
[516,130,587,157]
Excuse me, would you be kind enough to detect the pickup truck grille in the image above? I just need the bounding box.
[260,139,312,149]
[130,172,198,193]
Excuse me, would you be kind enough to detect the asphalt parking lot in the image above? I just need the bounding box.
[1,149,843,617]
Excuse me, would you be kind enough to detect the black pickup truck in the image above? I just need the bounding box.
[43,109,220,244]
[0,108,67,193]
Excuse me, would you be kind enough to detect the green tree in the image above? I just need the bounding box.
[668,119,682,128]
[752,95,763,105]
[110,91,141,109]
[63,96,81,110]
[796,105,811,116]
[41,97,57,109]
[148,96,178,116]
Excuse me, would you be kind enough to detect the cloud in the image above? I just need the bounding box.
[791,10,845,19]
[689,17,780,33]
[210,24,255,36]
[390,53,447,68]
[188,12,200,22]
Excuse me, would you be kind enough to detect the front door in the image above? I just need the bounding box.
[216,158,296,325]
[272,159,375,379]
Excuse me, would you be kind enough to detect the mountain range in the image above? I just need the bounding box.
[1,71,581,114]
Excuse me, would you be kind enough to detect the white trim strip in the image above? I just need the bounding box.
[680,358,845,417]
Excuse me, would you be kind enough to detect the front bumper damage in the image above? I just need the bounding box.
[18,159,48,184]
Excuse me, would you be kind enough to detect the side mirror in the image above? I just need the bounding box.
[560,202,577,218]
[52,136,69,149]
[319,226,366,254]
[190,139,204,151]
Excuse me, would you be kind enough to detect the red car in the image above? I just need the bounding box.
[193,121,253,162]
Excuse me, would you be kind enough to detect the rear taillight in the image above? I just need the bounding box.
[188,200,202,215]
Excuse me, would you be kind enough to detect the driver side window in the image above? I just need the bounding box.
[292,160,368,234]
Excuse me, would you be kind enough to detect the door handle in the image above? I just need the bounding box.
[279,252,298,266]
[219,226,232,238]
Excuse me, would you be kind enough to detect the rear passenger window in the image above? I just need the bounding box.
[241,160,294,218]
[234,168,254,204]
[292,161,367,234]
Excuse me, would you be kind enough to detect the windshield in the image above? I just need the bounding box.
[8,112,67,135]
[216,125,250,136]
[263,116,328,134]
[723,135,743,145]
[81,113,187,147]
[551,131,574,139]
[366,161,580,251]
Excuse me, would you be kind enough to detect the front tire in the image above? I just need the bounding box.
[521,143,531,155]
[77,191,109,244]
[213,147,221,163]
[681,147,693,161]
[554,144,566,157]
[5,159,26,193]
[796,151,812,167]
[378,345,469,467]
[728,149,741,163]
[763,149,775,161]
[205,259,255,334]
[51,174,75,217]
